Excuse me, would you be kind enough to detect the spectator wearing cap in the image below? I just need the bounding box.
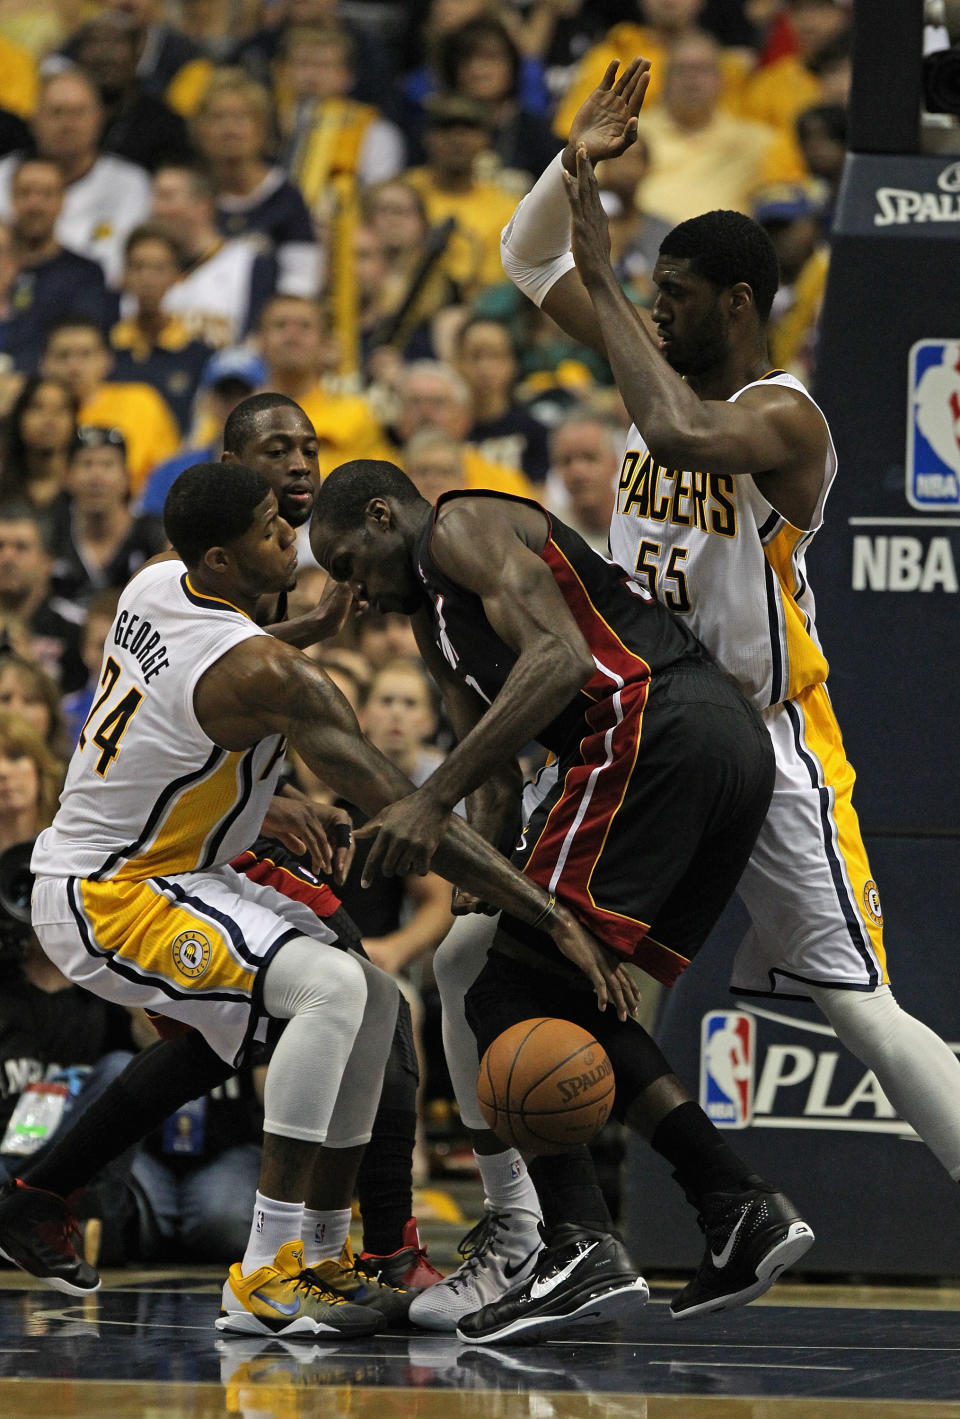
[135,346,266,518]
[0,70,152,286]
[110,224,216,435]
[40,318,179,497]
[49,426,166,611]
[72,11,194,174]
[402,95,521,294]
[149,163,276,349]
[2,157,112,374]
[753,182,829,380]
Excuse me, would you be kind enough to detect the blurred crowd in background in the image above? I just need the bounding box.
[0,0,852,1258]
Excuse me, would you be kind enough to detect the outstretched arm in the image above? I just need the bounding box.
[564,145,829,524]
[501,57,651,356]
[193,636,638,1018]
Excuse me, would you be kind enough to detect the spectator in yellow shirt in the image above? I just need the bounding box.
[0,34,37,119]
[636,30,804,226]
[552,0,754,140]
[740,0,850,139]
[256,293,393,479]
[40,318,180,496]
[402,95,520,296]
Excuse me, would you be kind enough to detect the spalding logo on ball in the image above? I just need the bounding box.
[477,1017,615,1155]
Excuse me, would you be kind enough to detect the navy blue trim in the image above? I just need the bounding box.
[782,700,878,985]
[91,745,226,881]
[763,560,785,706]
[758,509,781,540]
[199,748,256,869]
[179,572,245,616]
[235,925,301,1066]
[153,875,260,968]
[66,876,248,1004]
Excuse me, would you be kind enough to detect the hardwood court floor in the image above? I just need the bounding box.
[0,1247,957,1419]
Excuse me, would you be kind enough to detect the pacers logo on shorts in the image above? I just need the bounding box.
[862,880,883,926]
[172,930,211,979]
[700,1012,755,1129]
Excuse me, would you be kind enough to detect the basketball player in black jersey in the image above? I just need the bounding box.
[310,460,815,1344]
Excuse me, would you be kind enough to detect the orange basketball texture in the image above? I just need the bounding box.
[477,1017,615,1154]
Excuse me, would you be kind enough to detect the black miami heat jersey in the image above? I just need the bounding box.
[413,490,707,752]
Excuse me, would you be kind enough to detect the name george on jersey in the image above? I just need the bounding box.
[113,609,171,683]
[616,449,737,538]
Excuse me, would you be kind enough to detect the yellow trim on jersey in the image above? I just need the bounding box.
[78,879,257,996]
[763,524,829,701]
[183,575,252,620]
[793,682,887,982]
[112,752,245,881]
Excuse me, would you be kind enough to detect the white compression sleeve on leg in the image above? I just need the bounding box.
[809,983,960,1179]
[500,152,576,308]
[433,911,500,1131]
[260,936,369,1143]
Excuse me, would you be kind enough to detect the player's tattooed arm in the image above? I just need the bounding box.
[192,637,611,947]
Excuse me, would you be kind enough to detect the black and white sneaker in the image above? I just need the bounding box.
[671,1176,814,1319]
[456,1223,648,1345]
[0,1178,101,1295]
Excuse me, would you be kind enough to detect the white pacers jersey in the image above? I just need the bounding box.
[33,560,284,883]
[608,371,837,708]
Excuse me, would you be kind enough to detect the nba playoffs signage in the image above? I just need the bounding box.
[699,1008,957,1137]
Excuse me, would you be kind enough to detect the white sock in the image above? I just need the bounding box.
[242,1192,304,1274]
[302,1206,352,1265]
[475,1149,541,1221]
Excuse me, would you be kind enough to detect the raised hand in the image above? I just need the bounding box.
[564,57,651,173]
[563,144,613,284]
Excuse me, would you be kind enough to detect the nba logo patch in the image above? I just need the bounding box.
[700,1012,755,1129]
[255,1209,265,1234]
[906,340,960,510]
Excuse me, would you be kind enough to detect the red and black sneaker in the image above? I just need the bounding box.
[357,1217,444,1292]
[0,1179,101,1295]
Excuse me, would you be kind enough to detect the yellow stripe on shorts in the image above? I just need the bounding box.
[78,878,256,997]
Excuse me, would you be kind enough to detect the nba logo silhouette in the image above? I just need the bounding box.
[700,1012,755,1128]
[906,340,960,509]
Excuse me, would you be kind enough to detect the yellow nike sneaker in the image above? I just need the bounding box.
[301,1238,412,1325]
[216,1240,387,1338]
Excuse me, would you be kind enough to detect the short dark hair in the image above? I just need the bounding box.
[163,462,272,564]
[659,210,780,322]
[796,101,847,145]
[313,460,423,534]
[437,15,521,95]
[124,221,184,265]
[43,316,108,351]
[222,392,307,455]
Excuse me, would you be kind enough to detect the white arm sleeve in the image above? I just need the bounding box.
[500,152,576,308]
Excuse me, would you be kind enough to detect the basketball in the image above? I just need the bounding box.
[477,1017,615,1155]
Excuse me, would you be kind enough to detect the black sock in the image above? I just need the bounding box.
[356,1107,416,1256]
[650,1101,756,1200]
[22,1033,231,1198]
[529,1149,613,1233]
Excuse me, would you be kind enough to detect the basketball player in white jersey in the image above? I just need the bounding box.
[28,461,634,1337]
[495,56,960,1217]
